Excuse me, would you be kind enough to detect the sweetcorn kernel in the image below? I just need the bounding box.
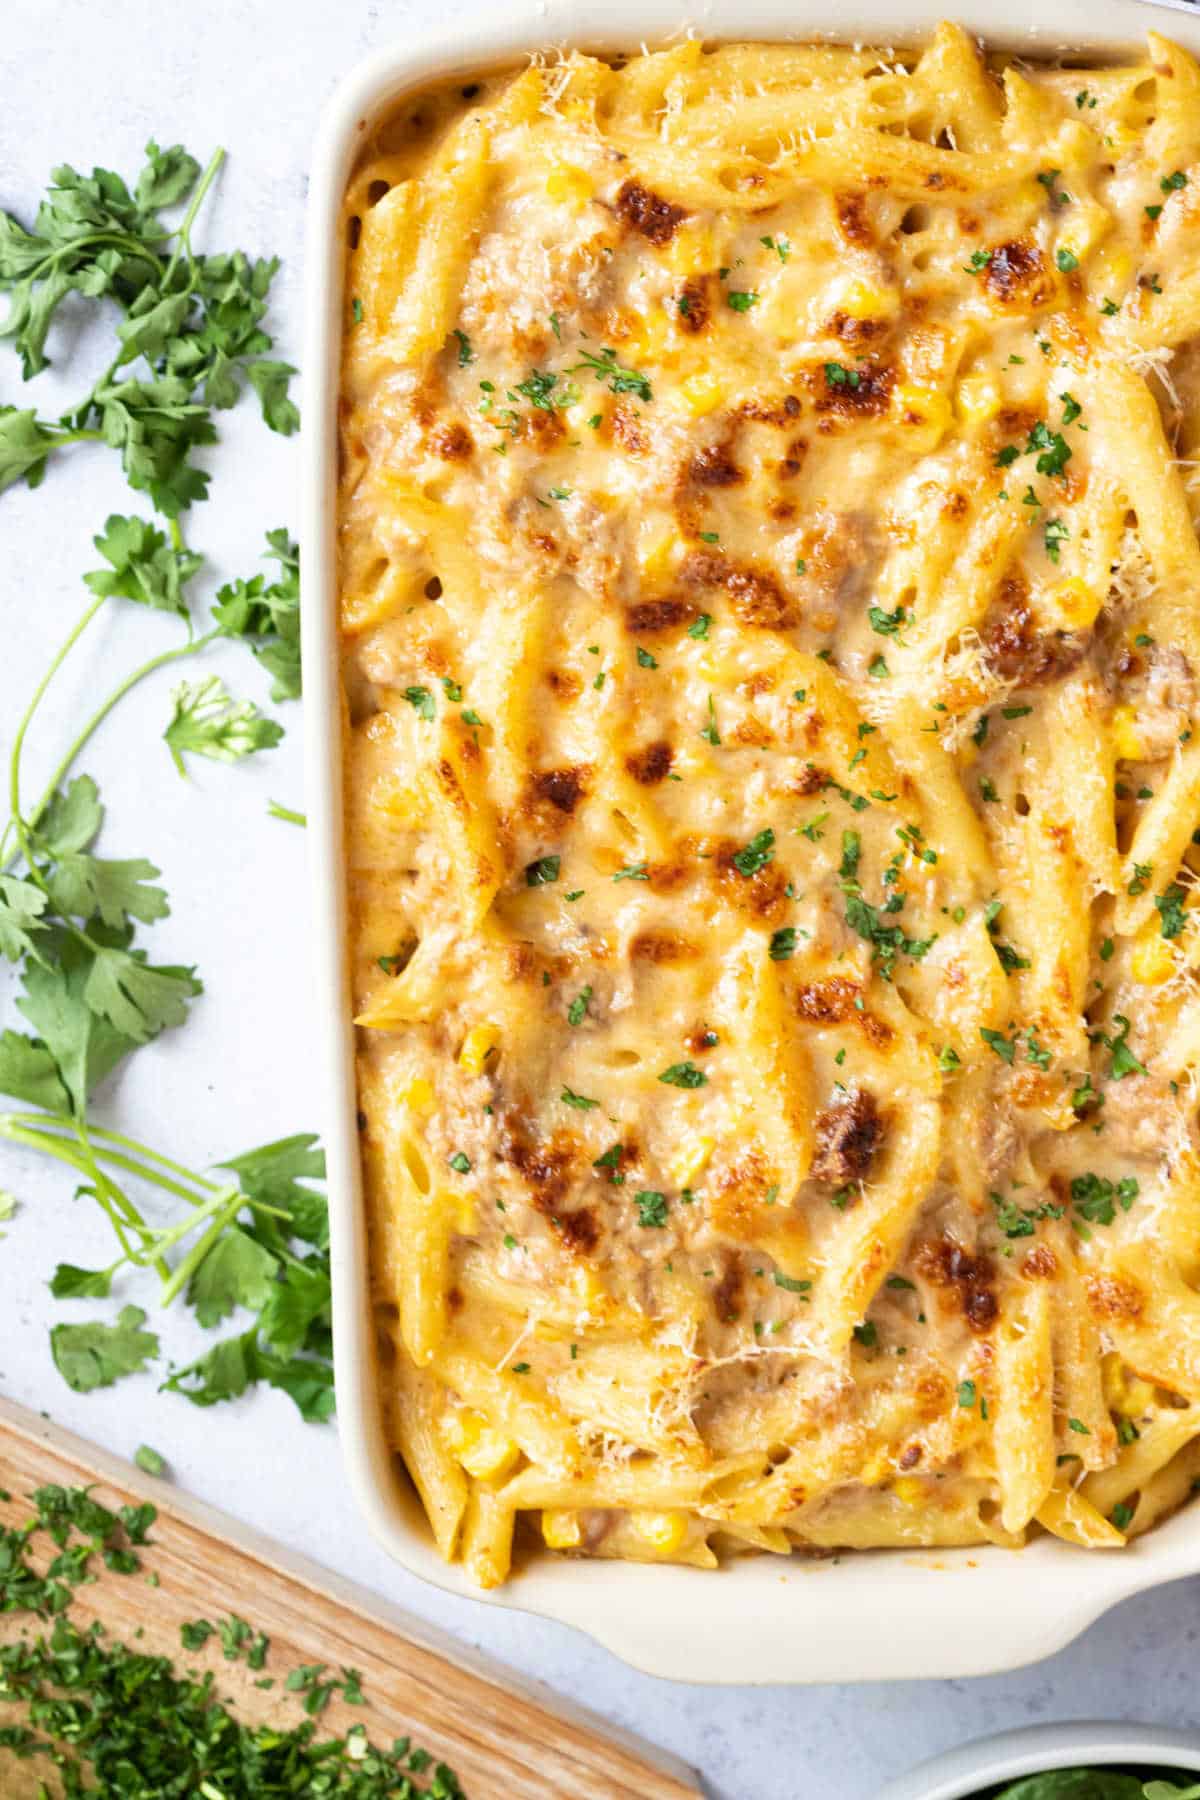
[859,1452,890,1487]
[680,371,725,417]
[1046,578,1102,630]
[1102,1351,1156,1417]
[631,1509,689,1554]
[666,223,716,275]
[955,372,1003,427]
[542,1509,583,1549]
[1111,704,1143,762]
[892,384,952,449]
[638,529,680,583]
[402,1077,435,1116]
[459,1022,500,1073]
[623,312,668,363]
[891,1476,926,1507]
[443,1409,520,1481]
[669,1135,714,1188]
[837,277,898,320]
[544,165,593,208]
[449,1191,478,1235]
[1132,929,1174,986]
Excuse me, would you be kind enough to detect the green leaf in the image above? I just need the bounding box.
[247,360,299,435]
[0,407,54,493]
[161,1329,256,1406]
[163,674,283,773]
[38,775,103,855]
[50,1304,159,1393]
[133,1441,168,1476]
[49,1262,113,1299]
[116,287,192,368]
[17,941,139,1112]
[211,531,301,701]
[0,1028,71,1113]
[48,853,169,929]
[216,1133,327,1248]
[257,1348,336,1423]
[91,374,217,516]
[991,1775,1144,1800]
[186,1226,278,1328]
[0,875,48,961]
[82,944,201,1043]
[133,140,201,215]
[256,1260,331,1356]
[84,514,200,614]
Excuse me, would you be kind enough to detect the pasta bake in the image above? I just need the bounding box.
[338,25,1200,1585]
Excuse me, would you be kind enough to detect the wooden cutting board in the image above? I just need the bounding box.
[0,1397,700,1799]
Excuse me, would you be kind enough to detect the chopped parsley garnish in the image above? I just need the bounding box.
[1155,882,1187,939]
[560,1086,599,1110]
[351,297,364,323]
[402,685,435,720]
[979,776,1000,804]
[1055,247,1079,272]
[1044,517,1069,563]
[963,249,992,274]
[441,677,463,702]
[636,645,658,669]
[798,811,828,842]
[700,694,721,746]
[1162,169,1189,192]
[824,361,861,390]
[569,345,652,402]
[688,612,712,639]
[869,654,889,678]
[957,1379,978,1408]
[1128,861,1153,897]
[1027,419,1072,477]
[1104,1013,1147,1079]
[612,861,649,882]
[567,986,593,1026]
[453,327,474,366]
[732,828,776,877]
[1070,1171,1138,1225]
[447,1151,471,1174]
[525,854,561,886]
[773,1271,811,1295]
[852,1321,878,1348]
[1146,204,1163,221]
[726,290,760,311]
[635,1190,669,1227]
[868,604,906,637]
[938,1045,961,1072]
[769,926,797,960]
[1067,1417,1091,1435]
[996,445,1020,468]
[593,1144,625,1181]
[514,369,562,411]
[658,1060,708,1088]
[980,1028,1015,1063]
[761,234,791,262]
[1112,1501,1135,1531]
[1060,391,1082,425]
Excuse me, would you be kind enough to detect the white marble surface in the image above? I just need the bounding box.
[1,3,1198,1795]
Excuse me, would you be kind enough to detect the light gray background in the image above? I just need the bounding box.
[1,4,1197,1795]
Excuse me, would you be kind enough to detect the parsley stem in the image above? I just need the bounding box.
[7,626,221,866]
[163,147,226,287]
[4,592,108,864]
[156,1188,242,1308]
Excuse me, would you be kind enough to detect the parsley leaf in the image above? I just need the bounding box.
[658,1060,707,1088]
[50,1304,159,1393]
[163,675,282,773]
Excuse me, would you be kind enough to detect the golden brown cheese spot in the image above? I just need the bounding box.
[726,564,799,631]
[529,765,590,815]
[916,1238,999,1334]
[553,1205,600,1255]
[625,740,674,784]
[836,192,874,246]
[982,576,1088,685]
[677,275,714,334]
[431,420,473,460]
[712,1251,745,1323]
[983,241,1053,308]
[790,763,828,796]
[813,361,894,423]
[1086,1272,1146,1322]
[626,596,696,634]
[810,1089,884,1185]
[612,403,649,455]
[614,178,687,245]
[547,668,583,700]
[795,976,865,1024]
[685,1022,721,1055]
[500,1120,577,1208]
[1021,1245,1058,1280]
[630,930,698,964]
[687,441,744,487]
[714,839,788,920]
[828,311,891,346]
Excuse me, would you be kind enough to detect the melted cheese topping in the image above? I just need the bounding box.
[339,26,1200,1583]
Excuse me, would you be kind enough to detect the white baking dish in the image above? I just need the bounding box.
[880,1722,1200,1799]
[301,0,1200,1684]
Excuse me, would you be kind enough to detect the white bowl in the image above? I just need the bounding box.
[881,1723,1200,1800]
[300,0,1200,1684]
